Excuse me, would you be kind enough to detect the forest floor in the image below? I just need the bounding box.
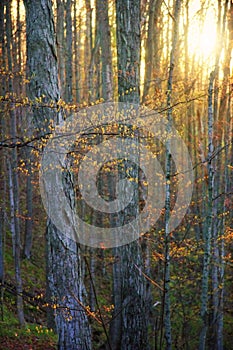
[0,230,57,349]
[0,335,56,350]
[0,228,108,349]
[0,299,57,350]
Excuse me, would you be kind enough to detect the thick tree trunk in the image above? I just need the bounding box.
[116,0,140,104]
[46,222,92,350]
[110,1,149,349]
[23,1,92,348]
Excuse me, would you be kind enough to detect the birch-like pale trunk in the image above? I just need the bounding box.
[200,2,228,347]
[210,3,230,348]
[7,159,25,327]
[161,1,181,349]
[199,71,215,350]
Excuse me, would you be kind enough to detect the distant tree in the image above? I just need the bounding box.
[0,0,6,321]
[96,0,113,101]
[65,0,73,102]
[56,0,65,99]
[142,0,163,103]
[73,1,81,103]
[6,0,25,327]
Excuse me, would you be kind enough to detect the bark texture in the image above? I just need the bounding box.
[24,1,92,348]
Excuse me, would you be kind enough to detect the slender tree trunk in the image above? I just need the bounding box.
[73,3,80,103]
[0,209,4,321]
[6,0,25,327]
[142,0,163,103]
[161,1,181,349]
[7,159,25,326]
[85,0,93,102]
[0,1,6,321]
[199,71,215,350]
[109,248,122,350]
[96,0,113,101]
[65,0,73,102]
[89,247,95,312]
[56,0,65,99]
[23,155,33,259]
[210,3,228,348]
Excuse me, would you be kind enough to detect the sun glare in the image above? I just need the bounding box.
[188,1,217,64]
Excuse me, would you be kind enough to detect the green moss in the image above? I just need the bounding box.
[0,305,57,345]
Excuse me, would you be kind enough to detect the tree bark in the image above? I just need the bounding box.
[23,1,92,348]
[142,0,163,103]
[73,2,80,103]
[160,1,182,349]
[96,0,113,101]
[199,71,215,350]
[116,0,140,104]
[110,1,149,349]
[56,0,65,99]
[65,0,73,102]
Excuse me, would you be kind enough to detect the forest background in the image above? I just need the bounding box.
[0,0,233,349]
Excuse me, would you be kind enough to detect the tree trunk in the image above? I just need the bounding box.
[85,0,93,103]
[96,0,113,101]
[142,0,163,103]
[23,155,33,260]
[56,0,65,99]
[0,1,6,321]
[65,0,73,102]
[6,0,25,327]
[23,1,92,348]
[0,208,4,321]
[7,159,25,327]
[116,0,140,104]
[199,71,215,350]
[109,248,122,350]
[161,1,181,349]
[110,1,149,349]
[73,2,80,103]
